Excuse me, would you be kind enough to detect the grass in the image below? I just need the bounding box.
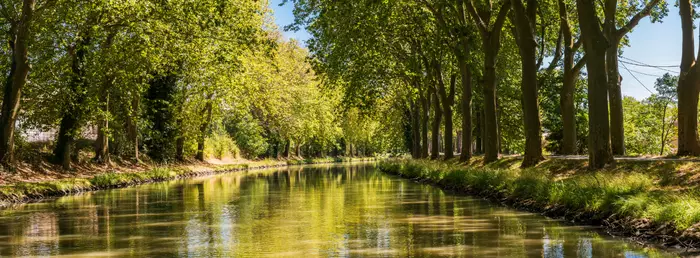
[378,158,700,236]
[0,156,377,206]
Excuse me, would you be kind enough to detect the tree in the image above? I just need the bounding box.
[604,0,666,155]
[0,0,35,168]
[576,0,614,169]
[677,0,700,156]
[465,0,511,164]
[510,0,544,167]
[654,73,678,156]
[557,0,586,155]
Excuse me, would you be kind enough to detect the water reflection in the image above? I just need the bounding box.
[0,164,678,257]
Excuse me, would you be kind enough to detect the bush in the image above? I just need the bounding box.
[204,133,240,159]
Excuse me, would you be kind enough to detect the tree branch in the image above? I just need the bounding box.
[493,0,512,33]
[616,0,661,41]
[465,0,488,37]
[546,29,563,72]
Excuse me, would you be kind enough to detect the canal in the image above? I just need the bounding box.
[0,163,676,257]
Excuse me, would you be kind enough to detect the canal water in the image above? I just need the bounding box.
[0,164,677,257]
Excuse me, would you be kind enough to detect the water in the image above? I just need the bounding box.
[0,164,678,257]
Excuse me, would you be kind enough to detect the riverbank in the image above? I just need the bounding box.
[0,157,378,207]
[378,158,700,250]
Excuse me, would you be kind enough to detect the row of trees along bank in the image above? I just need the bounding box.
[0,0,400,171]
[284,0,699,169]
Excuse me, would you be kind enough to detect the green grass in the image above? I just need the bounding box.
[286,156,378,165]
[379,159,700,233]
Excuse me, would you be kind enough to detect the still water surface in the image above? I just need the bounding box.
[0,164,678,257]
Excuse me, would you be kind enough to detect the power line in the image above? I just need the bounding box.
[619,56,679,68]
[620,61,656,95]
[619,60,679,74]
[627,69,665,78]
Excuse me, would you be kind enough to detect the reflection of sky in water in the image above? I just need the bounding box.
[579,239,593,257]
[0,164,680,257]
[543,234,565,258]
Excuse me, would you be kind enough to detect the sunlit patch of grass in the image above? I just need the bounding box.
[378,159,700,232]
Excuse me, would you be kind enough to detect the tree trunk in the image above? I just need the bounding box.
[560,73,577,154]
[94,91,110,164]
[54,36,91,170]
[436,66,456,160]
[411,99,421,158]
[660,104,667,156]
[475,108,483,154]
[512,0,544,167]
[431,88,442,160]
[175,134,184,161]
[576,0,614,169]
[466,0,510,164]
[607,43,625,155]
[456,131,462,153]
[557,0,584,155]
[605,0,661,155]
[482,42,499,163]
[458,53,472,162]
[677,0,700,156]
[0,0,35,168]
[196,100,214,161]
[421,89,430,158]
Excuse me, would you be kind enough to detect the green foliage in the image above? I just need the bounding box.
[539,70,589,154]
[623,74,678,156]
[204,133,240,159]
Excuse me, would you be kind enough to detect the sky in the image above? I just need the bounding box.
[269,1,682,100]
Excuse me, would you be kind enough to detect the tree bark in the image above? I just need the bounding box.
[430,88,442,160]
[285,140,291,158]
[0,0,35,168]
[475,108,483,154]
[411,99,421,158]
[458,53,472,162]
[511,0,544,167]
[576,0,614,169]
[677,0,700,156]
[421,88,430,158]
[94,91,110,164]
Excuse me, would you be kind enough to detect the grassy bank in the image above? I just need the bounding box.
[0,157,376,207]
[285,156,378,165]
[378,158,700,248]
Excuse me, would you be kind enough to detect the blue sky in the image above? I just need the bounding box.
[269,1,681,100]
